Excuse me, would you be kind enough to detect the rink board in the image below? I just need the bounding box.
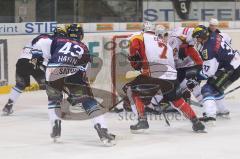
[1,30,240,95]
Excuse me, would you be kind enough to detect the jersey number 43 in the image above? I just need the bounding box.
[59,42,84,58]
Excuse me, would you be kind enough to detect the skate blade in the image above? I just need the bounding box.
[52,136,61,143]
[205,121,216,127]
[101,139,116,147]
[1,111,13,116]
[1,112,13,116]
[194,129,207,133]
[130,129,149,134]
[216,115,230,119]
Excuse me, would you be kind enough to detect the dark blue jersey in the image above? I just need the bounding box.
[197,32,240,80]
[200,32,235,71]
[49,37,90,67]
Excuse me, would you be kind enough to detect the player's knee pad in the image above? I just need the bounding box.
[46,85,63,103]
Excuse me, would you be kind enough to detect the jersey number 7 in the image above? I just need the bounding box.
[158,41,167,59]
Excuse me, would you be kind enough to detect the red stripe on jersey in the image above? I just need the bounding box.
[183,27,189,35]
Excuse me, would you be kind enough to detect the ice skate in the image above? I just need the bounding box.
[51,120,61,142]
[199,113,216,126]
[130,117,149,134]
[2,99,14,116]
[191,117,206,133]
[94,123,116,146]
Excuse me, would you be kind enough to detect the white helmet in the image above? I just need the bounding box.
[155,24,167,37]
[209,18,219,26]
[142,21,155,32]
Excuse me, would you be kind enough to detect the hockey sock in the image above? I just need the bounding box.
[202,99,217,117]
[9,87,23,104]
[215,97,228,113]
[171,98,197,119]
[132,94,145,117]
[48,104,61,126]
[130,104,138,118]
[92,115,107,128]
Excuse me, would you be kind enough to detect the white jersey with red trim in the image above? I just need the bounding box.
[168,27,197,68]
[143,33,177,80]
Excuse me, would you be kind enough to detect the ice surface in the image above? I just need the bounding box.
[0,90,240,159]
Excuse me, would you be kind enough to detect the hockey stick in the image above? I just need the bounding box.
[190,85,240,108]
[225,85,240,95]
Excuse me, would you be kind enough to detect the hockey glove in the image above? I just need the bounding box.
[186,78,199,90]
[30,49,44,69]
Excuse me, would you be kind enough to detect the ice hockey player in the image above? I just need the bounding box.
[206,19,232,118]
[167,26,203,105]
[192,25,240,122]
[125,21,205,133]
[208,18,232,45]
[2,33,53,115]
[31,24,115,146]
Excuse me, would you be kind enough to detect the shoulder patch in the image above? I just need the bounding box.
[130,33,143,42]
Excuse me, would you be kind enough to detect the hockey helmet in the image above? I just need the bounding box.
[142,21,155,32]
[192,25,209,40]
[66,24,84,41]
[53,26,67,37]
[155,24,168,38]
[209,18,219,26]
